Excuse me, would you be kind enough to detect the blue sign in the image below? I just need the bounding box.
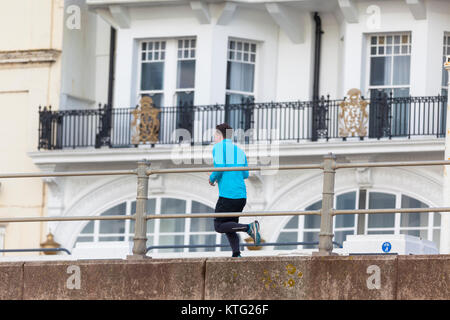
[382,242,392,253]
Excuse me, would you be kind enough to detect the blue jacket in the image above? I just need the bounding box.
[209,139,249,199]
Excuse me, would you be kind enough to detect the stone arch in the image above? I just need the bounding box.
[54,172,229,249]
[261,166,442,243]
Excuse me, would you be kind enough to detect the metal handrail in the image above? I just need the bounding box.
[1,160,450,180]
[0,248,71,255]
[1,156,450,257]
[145,241,343,253]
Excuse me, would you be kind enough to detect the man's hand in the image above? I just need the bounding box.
[209,179,215,186]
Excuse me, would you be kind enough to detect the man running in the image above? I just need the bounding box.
[209,123,261,258]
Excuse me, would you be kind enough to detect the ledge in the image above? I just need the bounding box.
[0,49,61,65]
[28,138,445,167]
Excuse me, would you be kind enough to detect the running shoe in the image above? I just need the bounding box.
[247,221,261,245]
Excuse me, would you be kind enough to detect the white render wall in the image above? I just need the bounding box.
[340,0,450,97]
[98,0,450,108]
[60,0,111,109]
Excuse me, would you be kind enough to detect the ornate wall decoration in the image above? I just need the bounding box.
[131,96,160,145]
[338,88,369,138]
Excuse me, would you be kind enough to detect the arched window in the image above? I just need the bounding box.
[75,197,226,253]
[275,191,441,250]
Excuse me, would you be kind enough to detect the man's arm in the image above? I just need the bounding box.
[209,146,224,183]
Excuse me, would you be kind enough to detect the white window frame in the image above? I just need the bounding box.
[442,32,450,95]
[175,38,196,106]
[276,189,442,250]
[136,37,197,108]
[276,191,360,250]
[75,197,218,254]
[364,190,441,245]
[225,38,258,102]
[365,32,412,97]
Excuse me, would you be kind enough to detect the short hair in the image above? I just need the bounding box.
[216,123,233,139]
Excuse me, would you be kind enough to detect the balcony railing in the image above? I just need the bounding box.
[38,93,448,150]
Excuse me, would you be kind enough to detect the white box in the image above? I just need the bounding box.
[342,234,438,255]
[72,241,132,259]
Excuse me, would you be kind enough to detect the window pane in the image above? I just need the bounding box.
[335,192,356,228]
[141,62,164,90]
[176,91,194,107]
[274,232,297,250]
[76,236,93,243]
[400,195,428,227]
[284,216,298,229]
[370,56,392,86]
[368,230,395,235]
[80,221,94,234]
[334,230,354,247]
[190,201,214,232]
[393,88,409,98]
[130,199,156,234]
[302,231,319,249]
[434,213,441,227]
[99,203,126,234]
[177,60,195,89]
[368,192,396,228]
[226,61,255,92]
[433,230,440,248]
[400,229,427,239]
[304,201,321,229]
[98,236,125,241]
[225,93,252,105]
[393,56,410,85]
[158,235,184,252]
[160,198,186,232]
[189,234,216,252]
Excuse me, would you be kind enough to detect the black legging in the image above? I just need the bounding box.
[214,197,248,257]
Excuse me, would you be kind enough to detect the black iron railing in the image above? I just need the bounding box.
[38,95,447,150]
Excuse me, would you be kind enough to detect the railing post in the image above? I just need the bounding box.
[129,160,150,259]
[315,153,337,256]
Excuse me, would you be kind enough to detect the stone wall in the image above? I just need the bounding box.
[0,255,448,300]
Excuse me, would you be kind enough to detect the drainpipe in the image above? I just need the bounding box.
[312,12,323,141]
[107,27,116,108]
[105,27,116,147]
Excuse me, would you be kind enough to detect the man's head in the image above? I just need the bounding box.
[215,123,233,143]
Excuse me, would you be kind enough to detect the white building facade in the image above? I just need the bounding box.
[28,0,450,258]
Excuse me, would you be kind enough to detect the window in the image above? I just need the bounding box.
[139,40,166,108]
[176,38,196,107]
[75,197,218,254]
[442,33,450,97]
[367,33,412,136]
[368,34,411,97]
[275,191,358,250]
[225,39,257,130]
[275,190,442,251]
[138,38,197,108]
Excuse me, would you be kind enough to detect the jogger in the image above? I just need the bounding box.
[209,123,261,257]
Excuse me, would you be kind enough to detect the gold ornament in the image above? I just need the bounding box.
[338,88,369,138]
[131,96,161,145]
